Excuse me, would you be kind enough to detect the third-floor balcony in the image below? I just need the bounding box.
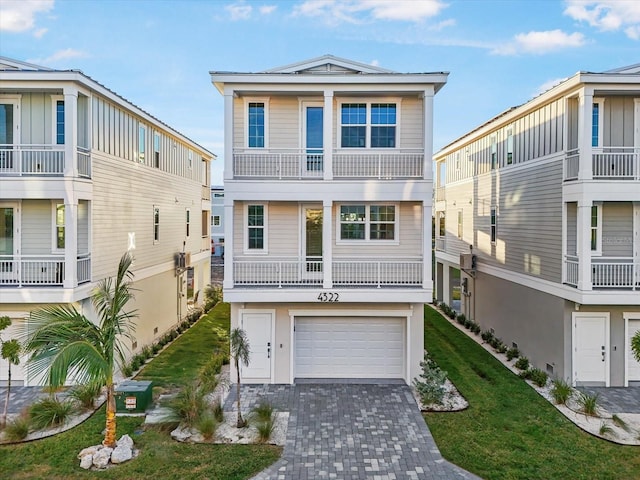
[0,144,91,178]
[232,148,424,180]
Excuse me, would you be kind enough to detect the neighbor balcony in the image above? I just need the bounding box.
[0,254,91,288]
[0,144,91,178]
[564,147,640,181]
[232,148,424,180]
[564,255,638,290]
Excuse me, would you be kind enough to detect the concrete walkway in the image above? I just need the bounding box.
[0,386,71,415]
[577,386,640,414]
[225,381,480,480]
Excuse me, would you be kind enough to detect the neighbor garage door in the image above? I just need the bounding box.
[294,316,404,378]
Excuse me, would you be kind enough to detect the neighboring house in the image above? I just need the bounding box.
[0,57,214,386]
[210,185,225,256]
[211,55,447,384]
[434,64,640,387]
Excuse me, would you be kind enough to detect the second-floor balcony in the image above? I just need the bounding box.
[0,144,91,178]
[232,148,424,180]
[564,255,639,290]
[564,147,640,181]
[0,254,91,288]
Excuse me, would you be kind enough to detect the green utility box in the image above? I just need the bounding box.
[114,380,153,414]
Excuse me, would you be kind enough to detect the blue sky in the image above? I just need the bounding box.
[1,0,639,184]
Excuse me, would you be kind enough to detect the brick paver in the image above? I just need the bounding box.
[225,382,479,480]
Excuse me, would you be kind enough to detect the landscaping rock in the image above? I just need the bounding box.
[92,447,113,469]
[171,426,193,442]
[77,445,100,459]
[79,454,94,470]
[111,444,133,464]
[117,434,134,450]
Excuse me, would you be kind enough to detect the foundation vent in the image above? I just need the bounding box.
[546,363,554,375]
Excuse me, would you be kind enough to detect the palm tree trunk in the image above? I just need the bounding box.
[236,360,244,428]
[1,365,10,427]
[103,384,117,447]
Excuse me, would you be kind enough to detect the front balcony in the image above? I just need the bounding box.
[232,149,424,180]
[0,145,91,178]
[564,255,638,290]
[0,254,91,288]
[564,147,640,181]
[232,257,423,288]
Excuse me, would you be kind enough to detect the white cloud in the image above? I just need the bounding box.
[0,0,53,33]
[430,18,456,31]
[564,1,640,40]
[492,30,585,55]
[533,76,569,96]
[259,5,277,15]
[293,0,447,24]
[28,48,88,66]
[33,27,48,38]
[225,2,252,21]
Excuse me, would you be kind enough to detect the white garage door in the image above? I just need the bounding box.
[294,317,404,378]
[628,319,640,382]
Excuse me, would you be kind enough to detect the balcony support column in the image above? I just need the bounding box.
[223,201,234,288]
[323,90,334,181]
[63,87,78,178]
[224,89,234,181]
[422,88,434,182]
[63,201,78,288]
[423,202,433,293]
[577,89,593,181]
[323,200,333,288]
[576,200,592,291]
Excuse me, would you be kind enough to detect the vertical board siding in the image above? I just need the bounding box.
[399,97,423,149]
[19,93,50,144]
[233,97,244,147]
[602,202,633,257]
[604,97,635,147]
[21,200,52,254]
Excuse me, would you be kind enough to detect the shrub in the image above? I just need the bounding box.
[3,414,30,441]
[489,336,503,350]
[599,421,614,437]
[481,330,494,343]
[550,378,573,405]
[29,397,76,430]
[413,352,448,405]
[612,414,630,432]
[456,313,466,325]
[577,391,600,416]
[152,343,162,355]
[142,345,153,360]
[528,368,548,387]
[496,344,508,354]
[470,322,481,334]
[514,357,530,370]
[506,347,520,361]
[204,285,223,311]
[212,400,224,423]
[167,383,208,427]
[197,412,218,440]
[447,309,456,320]
[250,401,275,443]
[68,382,102,410]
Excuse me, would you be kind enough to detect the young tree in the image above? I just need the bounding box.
[229,328,250,428]
[24,252,137,447]
[632,331,640,363]
[1,316,21,428]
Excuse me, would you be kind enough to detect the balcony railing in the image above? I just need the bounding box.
[0,255,91,287]
[0,144,92,178]
[564,256,637,290]
[563,147,639,181]
[232,257,423,287]
[232,149,424,179]
[233,149,324,179]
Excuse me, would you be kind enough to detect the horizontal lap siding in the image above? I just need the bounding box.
[21,200,52,254]
[442,181,474,257]
[78,200,89,254]
[233,202,299,256]
[270,97,299,149]
[602,202,633,257]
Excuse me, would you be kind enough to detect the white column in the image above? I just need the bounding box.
[63,87,78,178]
[576,200,592,291]
[224,90,234,182]
[223,202,234,288]
[323,90,334,181]
[63,201,78,288]
[323,199,333,288]
[423,88,434,182]
[442,263,451,305]
[423,202,433,294]
[577,89,593,181]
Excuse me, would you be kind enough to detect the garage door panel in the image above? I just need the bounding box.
[295,316,404,378]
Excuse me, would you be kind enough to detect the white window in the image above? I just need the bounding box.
[153,132,160,168]
[153,206,160,243]
[138,125,146,163]
[592,98,604,148]
[457,210,463,239]
[490,135,497,169]
[51,96,64,145]
[246,99,269,148]
[590,203,602,255]
[438,212,445,237]
[338,204,398,243]
[245,204,267,253]
[52,203,65,252]
[490,207,497,244]
[213,215,221,226]
[455,152,460,170]
[185,209,190,238]
[188,150,193,169]
[201,211,209,238]
[339,101,398,148]
[506,127,513,165]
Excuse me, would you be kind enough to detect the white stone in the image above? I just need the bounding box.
[171,426,193,442]
[79,454,93,470]
[111,445,133,464]
[77,445,101,459]
[117,434,134,450]
[92,447,113,469]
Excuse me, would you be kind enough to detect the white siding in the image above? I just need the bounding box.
[21,200,52,254]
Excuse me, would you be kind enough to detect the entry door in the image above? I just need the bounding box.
[241,312,273,380]
[303,104,323,173]
[303,206,323,277]
[573,313,609,386]
[0,204,19,283]
[627,318,640,383]
[0,98,20,173]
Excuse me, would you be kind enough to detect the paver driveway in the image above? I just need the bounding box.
[225,381,479,480]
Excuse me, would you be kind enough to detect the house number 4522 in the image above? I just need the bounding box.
[317,292,339,302]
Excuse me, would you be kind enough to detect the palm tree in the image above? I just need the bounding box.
[24,252,137,447]
[229,328,250,428]
[632,331,640,363]
[1,316,21,428]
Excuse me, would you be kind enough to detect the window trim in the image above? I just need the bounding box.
[51,202,65,253]
[336,203,400,245]
[245,98,269,149]
[506,127,514,165]
[490,206,497,244]
[457,209,463,239]
[244,203,268,254]
[337,98,401,149]
[213,215,221,227]
[590,202,602,256]
[592,98,604,148]
[138,124,146,163]
[185,208,191,238]
[153,131,161,168]
[51,95,64,145]
[153,205,160,244]
[490,134,497,169]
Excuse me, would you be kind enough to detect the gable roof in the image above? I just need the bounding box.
[264,54,395,74]
[603,63,640,74]
[0,56,55,71]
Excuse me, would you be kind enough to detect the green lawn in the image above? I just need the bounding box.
[423,306,640,480]
[0,302,281,479]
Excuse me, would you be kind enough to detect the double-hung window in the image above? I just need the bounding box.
[590,203,602,255]
[457,210,463,239]
[139,125,146,163]
[153,132,160,168]
[591,99,603,148]
[506,128,513,165]
[490,135,497,169]
[51,96,64,145]
[153,206,160,243]
[246,204,267,252]
[340,102,397,148]
[248,102,265,148]
[490,207,497,243]
[185,209,190,238]
[53,203,65,251]
[338,204,397,242]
